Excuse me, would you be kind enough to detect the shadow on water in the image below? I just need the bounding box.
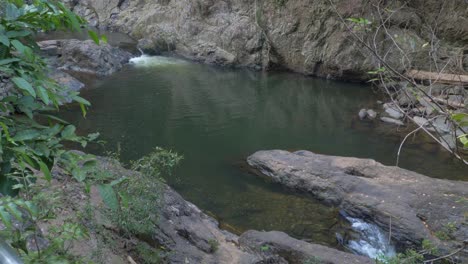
[58,56,467,248]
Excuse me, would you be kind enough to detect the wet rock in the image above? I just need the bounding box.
[367,109,377,119]
[358,109,367,120]
[384,107,404,119]
[413,116,429,127]
[137,37,175,55]
[247,150,468,261]
[380,117,404,126]
[431,116,452,134]
[56,39,132,76]
[440,134,457,150]
[48,69,85,102]
[239,230,374,264]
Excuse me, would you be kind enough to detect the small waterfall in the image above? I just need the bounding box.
[337,215,396,260]
[129,55,188,67]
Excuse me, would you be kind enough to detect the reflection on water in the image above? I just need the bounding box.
[59,56,466,248]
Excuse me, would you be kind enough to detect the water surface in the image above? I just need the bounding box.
[60,56,467,248]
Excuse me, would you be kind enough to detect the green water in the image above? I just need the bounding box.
[59,56,467,247]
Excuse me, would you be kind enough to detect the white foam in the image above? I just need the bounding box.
[129,55,188,67]
[345,216,396,260]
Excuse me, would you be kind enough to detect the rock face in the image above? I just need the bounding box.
[66,0,468,80]
[247,150,468,261]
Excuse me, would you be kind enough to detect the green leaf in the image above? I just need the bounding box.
[12,129,40,141]
[61,125,76,139]
[110,177,127,186]
[10,39,25,53]
[6,30,31,38]
[37,86,50,105]
[118,191,129,208]
[0,35,9,47]
[100,35,108,44]
[38,160,52,182]
[72,95,90,105]
[88,30,100,45]
[0,122,14,144]
[0,58,20,65]
[5,3,20,21]
[0,207,12,229]
[12,77,36,97]
[98,184,119,211]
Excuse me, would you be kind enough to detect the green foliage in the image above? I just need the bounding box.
[208,239,219,253]
[377,249,424,264]
[0,0,102,262]
[434,222,457,241]
[274,0,288,7]
[135,242,165,264]
[91,148,182,237]
[376,239,443,264]
[260,245,270,251]
[452,113,468,148]
[346,17,373,32]
[303,257,323,264]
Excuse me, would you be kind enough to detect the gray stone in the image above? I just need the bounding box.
[380,117,404,126]
[358,109,367,120]
[57,39,132,76]
[384,107,404,119]
[247,150,468,261]
[431,116,452,134]
[413,116,429,127]
[418,97,438,115]
[396,91,417,106]
[367,109,377,119]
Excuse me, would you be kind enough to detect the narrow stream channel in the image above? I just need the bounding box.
[59,55,467,255]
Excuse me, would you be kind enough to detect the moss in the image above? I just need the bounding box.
[208,239,219,253]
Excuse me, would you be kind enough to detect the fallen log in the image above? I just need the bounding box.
[406,70,468,85]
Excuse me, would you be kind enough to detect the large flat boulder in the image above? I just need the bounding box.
[247,150,468,260]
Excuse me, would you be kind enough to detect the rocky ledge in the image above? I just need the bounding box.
[39,39,132,77]
[247,150,468,261]
[42,156,372,264]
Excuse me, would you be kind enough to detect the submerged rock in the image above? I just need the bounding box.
[239,230,374,264]
[247,150,468,261]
